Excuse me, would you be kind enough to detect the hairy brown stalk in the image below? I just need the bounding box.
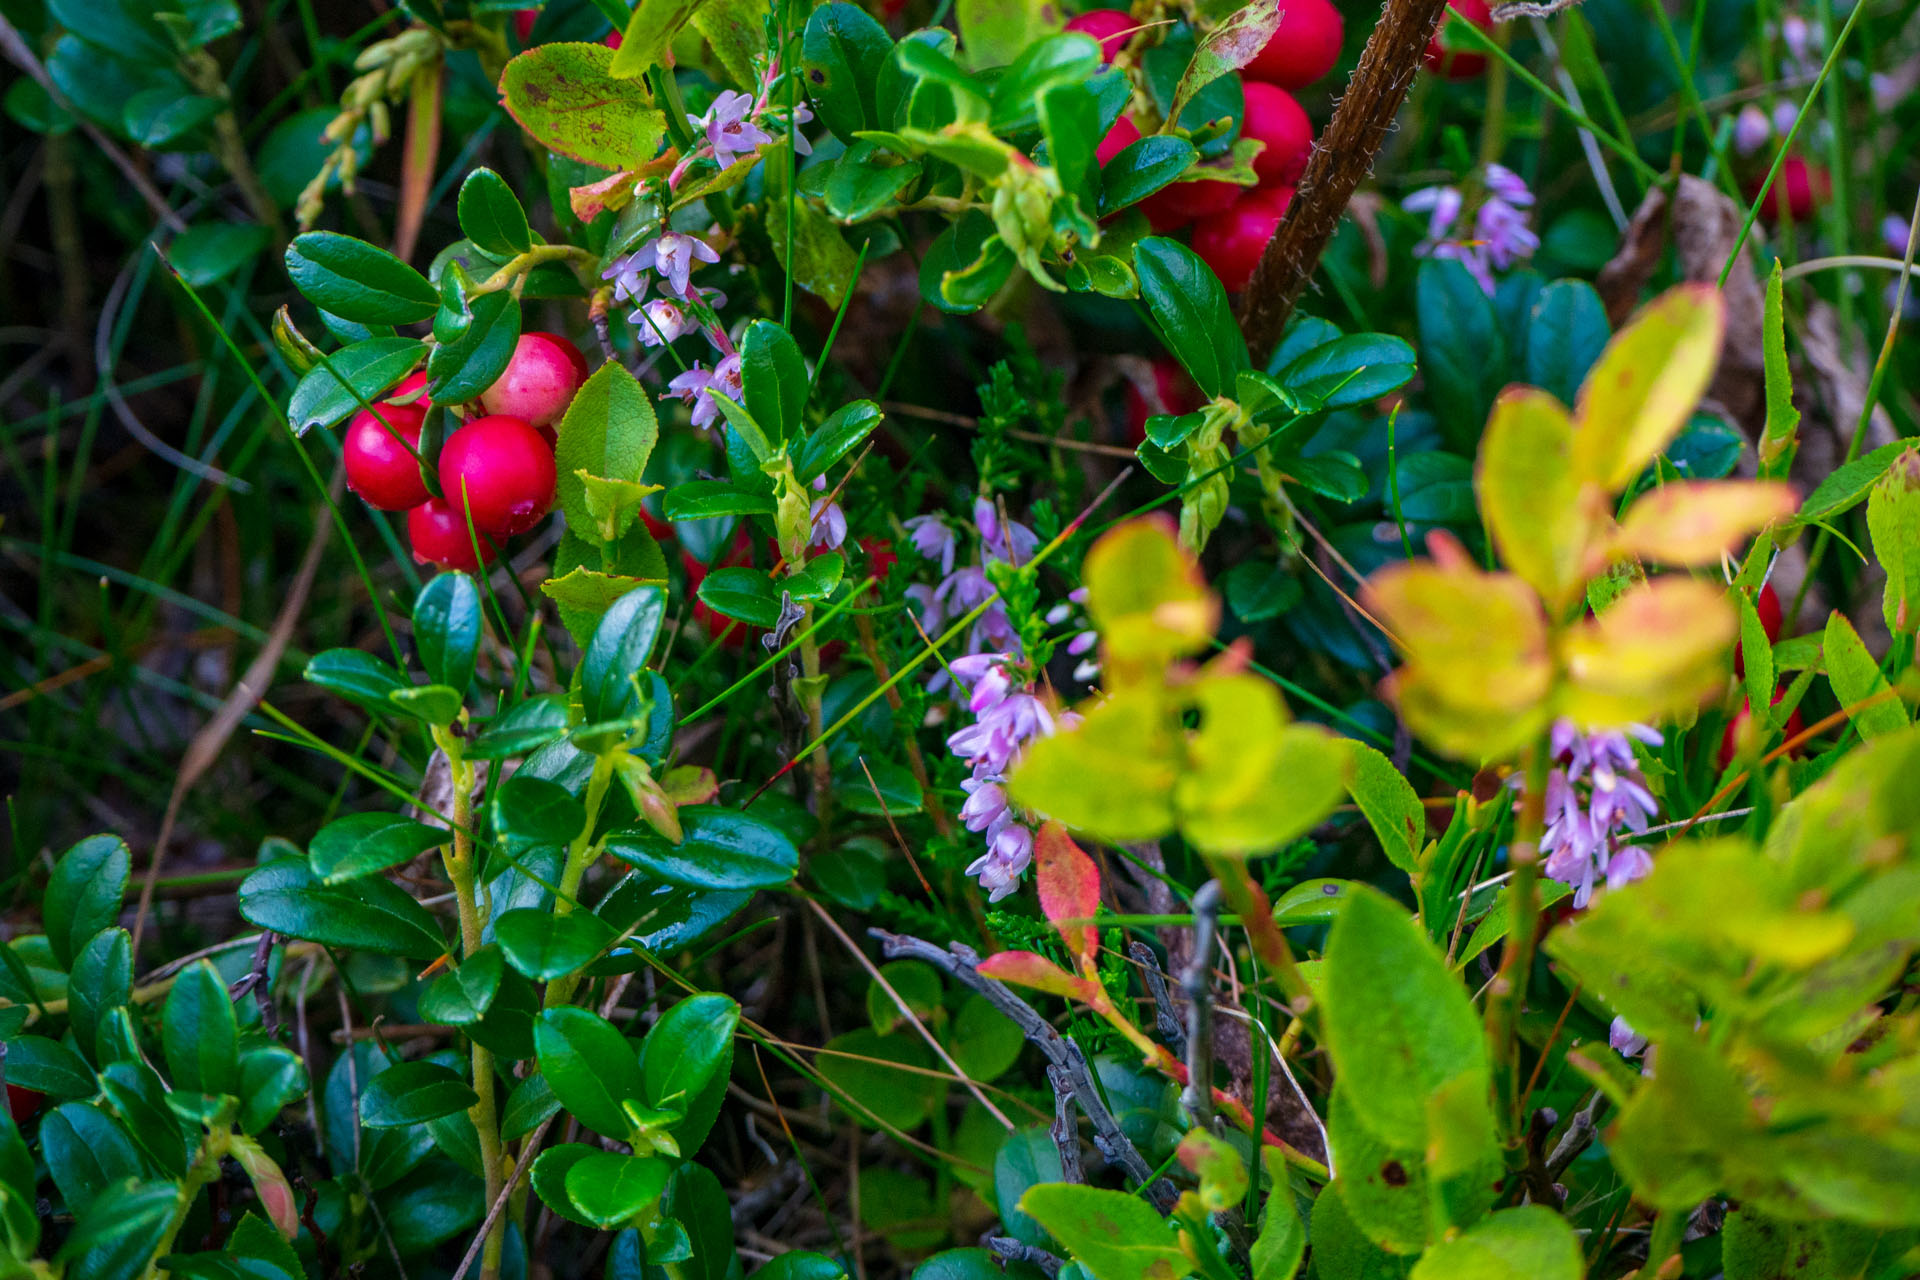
[1238,0,1454,358]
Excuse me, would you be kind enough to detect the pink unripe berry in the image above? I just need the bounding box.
[478,332,589,428]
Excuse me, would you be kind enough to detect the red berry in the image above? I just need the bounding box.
[1717,690,1806,770]
[1747,156,1829,224]
[1241,82,1313,186]
[513,9,537,41]
[438,415,557,537]
[1192,185,1295,291]
[684,527,756,648]
[1138,176,1245,233]
[860,536,898,581]
[1124,361,1204,445]
[1098,114,1142,168]
[605,28,622,48]
[479,333,589,428]
[1066,8,1134,62]
[1756,583,1783,642]
[344,401,430,512]
[408,499,499,572]
[1424,0,1493,79]
[1245,0,1343,89]
[6,1085,42,1125]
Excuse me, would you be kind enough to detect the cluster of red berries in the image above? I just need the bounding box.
[342,333,588,571]
[1074,0,1338,291]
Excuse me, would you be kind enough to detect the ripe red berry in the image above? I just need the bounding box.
[1425,0,1493,79]
[1098,114,1142,168]
[1241,82,1313,186]
[408,499,499,572]
[344,401,431,512]
[479,332,589,428]
[6,1085,43,1125]
[1138,175,1246,233]
[513,9,537,41]
[1756,583,1783,642]
[1124,361,1204,445]
[1192,185,1295,291]
[1066,8,1134,62]
[438,415,557,537]
[1747,156,1829,224]
[1244,0,1344,89]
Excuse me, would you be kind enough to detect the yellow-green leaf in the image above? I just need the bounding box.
[1559,577,1734,729]
[1611,480,1797,567]
[1083,516,1219,673]
[1173,675,1348,857]
[1363,551,1552,761]
[1008,684,1180,841]
[1476,385,1591,608]
[501,44,669,170]
[1867,447,1920,635]
[1573,284,1726,491]
[1823,611,1908,739]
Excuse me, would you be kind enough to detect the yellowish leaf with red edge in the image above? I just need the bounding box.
[1083,515,1219,675]
[1560,577,1736,727]
[1034,822,1101,964]
[1611,481,1798,567]
[976,950,1101,1001]
[1009,683,1180,841]
[1477,386,1596,609]
[230,1135,299,1240]
[1362,537,1553,760]
[660,764,719,804]
[1176,1128,1249,1210]
[1574,285,1726,490]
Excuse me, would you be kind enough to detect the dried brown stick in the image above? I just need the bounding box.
[1239,0,1454,358]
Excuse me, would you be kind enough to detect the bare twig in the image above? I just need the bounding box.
[1546,1091,1606,1179]
[1046,1065,1086,1184]
[1129,940,1185,1053]
[874,930,1178,1213]
[1239,0,1455,356]
[1181,882,1223,1130]
[450,1115,555,1280]
[989,1237,1064,1277]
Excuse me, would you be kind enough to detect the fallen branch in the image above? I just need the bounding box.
[873,929,1178,1213]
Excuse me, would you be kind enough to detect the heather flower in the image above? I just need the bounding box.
[636,230,720,298]
[905,515,957,575]
[696,90,774,166]
[1404,166,1538,295]
[1522,720,1663,908]
[968,822,1035,902]
[669,351,744,431]
[1609,1016,1648,1057]
[959,777,1011,836]
[634,298,694,347]
[808,475,846,551]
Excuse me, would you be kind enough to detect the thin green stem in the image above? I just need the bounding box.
[1486,735,1550,1140]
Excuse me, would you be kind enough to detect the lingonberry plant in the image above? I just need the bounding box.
[9,0,1920,1276]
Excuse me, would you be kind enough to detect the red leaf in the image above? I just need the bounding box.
[1035,821,1101,962]
[976,950,1099,1001]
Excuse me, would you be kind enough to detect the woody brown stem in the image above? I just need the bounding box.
[1238,0,1453,358]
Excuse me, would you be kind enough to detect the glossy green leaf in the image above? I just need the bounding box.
[697,565,783,628]
[309,812,446,884]
[470,694,571,759]
[1135,236,1247,399]
[420,946,505,1026]
[1524,279,1610,408]
[428,289,521,406]
[495,909,615,980]
[639,992,738,1149]
[161,961,238,1096]
[4,1035,94,1099]
[42,1103,142,1217]
[68,927,130,1062]
[285,232,437,325]
[606,806,799,889]
[535,1008,645,1140]
[413,571,481,697]
[287,337,424,435]
[741,321,807,449]
[236,1046,308,1136]
[815,1028,943,1130]
[360,1061,481,1128]
[1277,333,1418,411]
[664,480,779,521]
[1038,81,1098,206]
[580,585,669,725]
[457,167,532,257]
[492,775,587,852]
[1415,258,1507,453]
[566,1151,670,1228]
[1099,135,1196,215]
[804,3,893,142]
[46,834,129,969]
[238,858,446,959]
